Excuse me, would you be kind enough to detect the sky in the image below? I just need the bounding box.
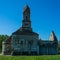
[0,0,60,40]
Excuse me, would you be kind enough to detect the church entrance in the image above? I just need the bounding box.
[30,51,37,55]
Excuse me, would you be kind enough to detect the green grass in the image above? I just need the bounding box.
[0,55,60,60]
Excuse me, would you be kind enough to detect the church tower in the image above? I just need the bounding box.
[22,5,32,31]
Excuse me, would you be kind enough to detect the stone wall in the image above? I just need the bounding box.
[11,35,39,55]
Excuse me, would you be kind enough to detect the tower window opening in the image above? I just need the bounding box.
[26,16,27,20]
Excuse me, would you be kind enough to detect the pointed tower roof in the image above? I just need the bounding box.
[49,31,57,41]
[23,4,30,13]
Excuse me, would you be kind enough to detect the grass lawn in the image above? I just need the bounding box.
[0,55,60,60]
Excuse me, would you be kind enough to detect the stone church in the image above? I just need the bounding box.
[2,5,58,55]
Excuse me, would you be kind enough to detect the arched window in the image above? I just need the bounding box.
[20,41,23,44]
[25,15,28,20]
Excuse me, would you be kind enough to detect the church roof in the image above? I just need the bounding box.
[3,36,11,44]
[12,28,38,36]
[23,4,30,13]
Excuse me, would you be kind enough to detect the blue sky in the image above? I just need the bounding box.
[0,0,60,40]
